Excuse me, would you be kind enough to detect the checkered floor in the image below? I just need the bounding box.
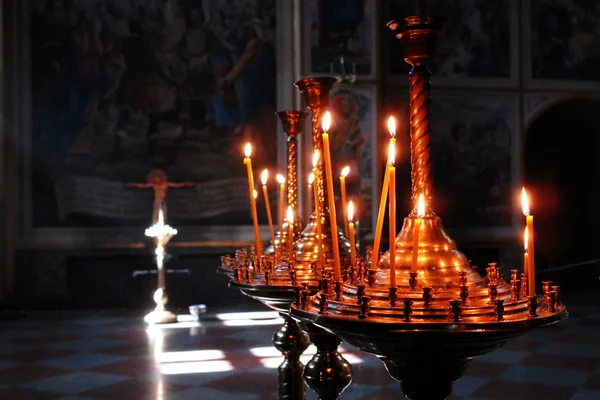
[1,302,600,400]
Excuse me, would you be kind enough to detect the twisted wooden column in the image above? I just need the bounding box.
[388,16,443,206]
[294,78,336,217]
[277,111,307,231]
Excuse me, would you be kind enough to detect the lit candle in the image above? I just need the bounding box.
[340,166,350,237]
[372,116,396,271]
[261,169,276,249]
[277,174,285,248]
[522,187,535,295]
[244,143,262,254]
[412,194,425,273]
[322,111,342,282]
[524,226,529,277]
[308,173,314,214]
[389,141,397,288]
[348,200,357,268]
[287,206,294,256]
[312,152,325,268]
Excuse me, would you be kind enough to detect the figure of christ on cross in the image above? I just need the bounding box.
[126,169,194,224]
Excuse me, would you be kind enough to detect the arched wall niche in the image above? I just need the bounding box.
[524,97,600,288]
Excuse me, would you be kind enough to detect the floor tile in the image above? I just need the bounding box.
[40,352,128,370]
[23,372,127,395]
[473,380,576,400]
[476,349,528,364]
[80,379,189,399]
[537,342,600,358]
[0,386,62,399]
[453,376,491,396]
[570,389,600,399]
[520,353,600,371]
[499,365,590,388]
[0,365,71,385]
[169,386,262,400]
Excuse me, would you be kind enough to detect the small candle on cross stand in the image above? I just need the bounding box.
[244,143,262,255]
[340,166,350,237]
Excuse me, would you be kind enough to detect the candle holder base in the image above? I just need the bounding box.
[303,323,352,400]
[273,314,310,400]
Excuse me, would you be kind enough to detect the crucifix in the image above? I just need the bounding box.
[126,169,194,224]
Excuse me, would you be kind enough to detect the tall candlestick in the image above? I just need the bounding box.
[388,142,397,288]
[277,174,285,248]
[313,153,325,268]
[412,194,425,273]
[372,116,396,270]
[340,166,350,237]
[261,169,276,249]
[522,188,536,295]
[308,173,314,214]
[322,112,342,282]
[348,201,357,268]
[287,206,294,256]
[244,143,262,254]
[524,226,529,280]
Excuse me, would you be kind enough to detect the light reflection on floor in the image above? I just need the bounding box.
[148,311,364,377]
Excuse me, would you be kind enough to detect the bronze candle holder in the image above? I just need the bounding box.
[290,16,568,400]
[221,77,360,399]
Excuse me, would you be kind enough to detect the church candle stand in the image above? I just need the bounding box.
[290,16,567,400]
[222,77,356,400]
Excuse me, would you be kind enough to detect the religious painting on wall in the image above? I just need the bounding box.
[328,85,376,235]
[525,0,600,89]
[306,0,377,80]
[429,93,519,234]
[25,0,278,243]
[386,0,517,87]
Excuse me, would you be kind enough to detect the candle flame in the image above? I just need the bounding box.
[388,140,395,165]
[276,174,285,185]
[308,173,314,184]
[388,116,396,138]
[261,169,268,185]
[417,194,425,217]
[244,143,252,158]
[322,111,331,132]
[524,226,529,252]
[312,151,320,168]
[521,187,531,216]
[253,189,258,199]
[348,200,354,222]
[287,205,293,222]
[340,165,350,178]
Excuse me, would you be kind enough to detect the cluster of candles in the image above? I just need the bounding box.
[244,113,538,294]
[242,112,359,278]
